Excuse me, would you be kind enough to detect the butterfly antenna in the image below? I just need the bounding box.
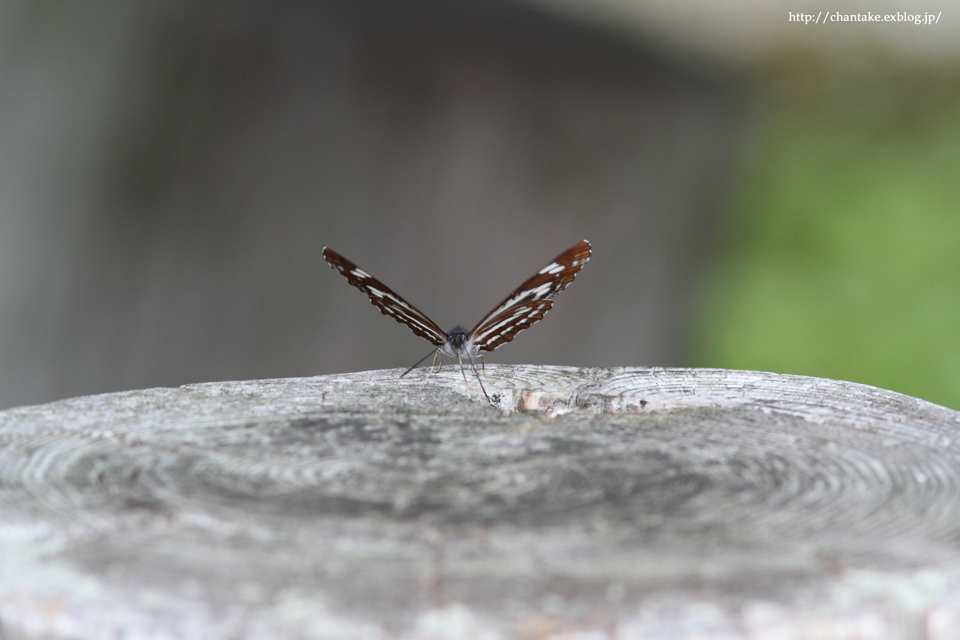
[401,348,439,378]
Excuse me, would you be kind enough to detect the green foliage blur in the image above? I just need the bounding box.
[691,67,960,410]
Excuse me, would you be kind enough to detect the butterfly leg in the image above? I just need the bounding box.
[480,355,491,385]
[457,350,490,401]
[455,349,470,386]
[469,357,491,402]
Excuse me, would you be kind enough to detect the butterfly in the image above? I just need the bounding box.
[322,240,591,400]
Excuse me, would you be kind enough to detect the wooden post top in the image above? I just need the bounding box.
[1,367,959,638]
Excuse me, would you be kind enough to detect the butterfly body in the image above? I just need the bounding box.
[322,240,591,398]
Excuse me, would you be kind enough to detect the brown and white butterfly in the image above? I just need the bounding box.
[322,240,591,399]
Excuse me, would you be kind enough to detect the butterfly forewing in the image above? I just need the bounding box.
[322,247,448,345]
[468,300,553,352]
[468,240,591,351]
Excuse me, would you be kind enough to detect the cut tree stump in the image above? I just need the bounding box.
[2,366,960,639]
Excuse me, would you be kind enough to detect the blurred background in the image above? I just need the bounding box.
[0,1,957,411]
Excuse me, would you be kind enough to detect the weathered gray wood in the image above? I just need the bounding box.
[1,367,960,639]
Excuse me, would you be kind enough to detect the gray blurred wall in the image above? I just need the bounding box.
[0,0,735,410]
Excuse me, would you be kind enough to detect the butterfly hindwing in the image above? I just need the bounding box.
[468,240,591,351]
[322,247,448,346]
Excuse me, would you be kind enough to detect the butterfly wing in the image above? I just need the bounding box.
[468,240,591,352]
[323,247,448,346]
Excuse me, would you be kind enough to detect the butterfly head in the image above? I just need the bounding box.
[439,326,480,359]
